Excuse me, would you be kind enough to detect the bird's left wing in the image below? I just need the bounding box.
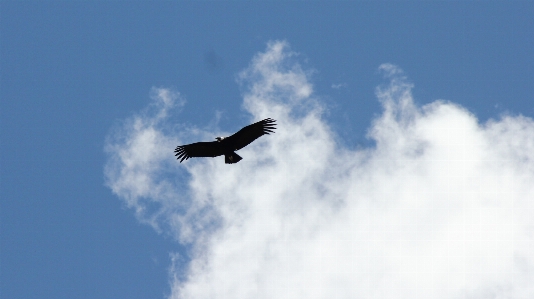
[174,141,224,163]
[226,118,276,151]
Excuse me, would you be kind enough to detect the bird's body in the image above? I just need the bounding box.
[174,118,276,164]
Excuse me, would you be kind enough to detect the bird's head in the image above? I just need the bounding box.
[215,137,225,142]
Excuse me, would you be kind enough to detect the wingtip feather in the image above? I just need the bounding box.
[174,145,189,162]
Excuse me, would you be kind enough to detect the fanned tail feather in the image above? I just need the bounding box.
[225,152,242,164]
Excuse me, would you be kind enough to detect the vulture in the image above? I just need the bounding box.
[174,118,276,164]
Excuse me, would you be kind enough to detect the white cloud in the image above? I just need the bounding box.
[331,83,347,89]
[105,41,534,299]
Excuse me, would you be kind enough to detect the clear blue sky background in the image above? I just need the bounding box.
[1,2,533,299]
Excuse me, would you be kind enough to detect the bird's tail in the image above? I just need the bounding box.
[225,152,242,164]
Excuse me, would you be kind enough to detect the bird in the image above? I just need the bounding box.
[174,118,276,164]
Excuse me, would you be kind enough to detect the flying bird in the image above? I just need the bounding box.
[174,118,276,164]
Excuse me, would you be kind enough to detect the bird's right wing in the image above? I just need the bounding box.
[174,141,224,163]
[226,118,276,151]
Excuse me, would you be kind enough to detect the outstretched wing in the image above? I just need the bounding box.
[174,141,224,163]
[225,118,276,151]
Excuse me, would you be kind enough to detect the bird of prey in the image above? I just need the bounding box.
[174,118,276,164]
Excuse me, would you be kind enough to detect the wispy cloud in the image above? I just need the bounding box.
[105,41,534,299]
[331,83,347,89]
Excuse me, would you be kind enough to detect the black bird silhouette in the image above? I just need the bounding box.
[174,118,276,164]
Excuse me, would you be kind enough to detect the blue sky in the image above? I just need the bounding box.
[2,2,534,299]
